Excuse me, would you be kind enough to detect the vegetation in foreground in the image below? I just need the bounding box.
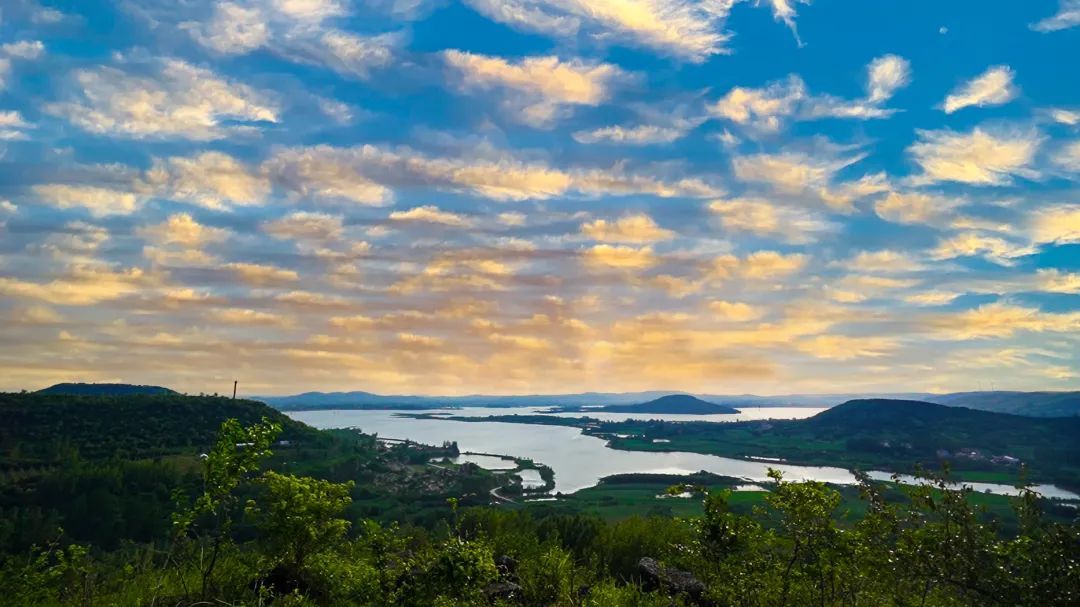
[2,414,1079,606]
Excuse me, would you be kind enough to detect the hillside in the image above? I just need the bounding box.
[0,392,317,463]
[925,391,1080,417]
[37,382,177,396]
[551,394,740,415]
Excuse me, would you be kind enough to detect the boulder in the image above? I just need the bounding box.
[485,581,523,603]
[637,557,708,605]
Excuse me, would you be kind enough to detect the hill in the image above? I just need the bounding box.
[37,382,177,396]
[925,391,1080,417]
[0,392,317,463]
[551,394,740,415]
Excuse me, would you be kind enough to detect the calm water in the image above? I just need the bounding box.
[288,407,1080,500]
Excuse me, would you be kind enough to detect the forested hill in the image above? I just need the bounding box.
[552,394,740,414]
[0,392,318,462]
[924,391,1080,417]
[36,382,177,396]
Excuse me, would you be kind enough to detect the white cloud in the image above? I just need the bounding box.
[1036,269,1080,294]
[731,149,882,210]
[942,66,1018,114]
[264,211,344,241]
[138,213,230,247]
[2,40,45,59]
[573,123,692,145]
[759,0,812,45]
[147,152,270,209]
[33,184,140,216]
[390,205,472,227]
[443,50,627,127]
[873,191,955,225]
[711,56,910,133]
[709,198,835,243]
[931,232,1037,266]
[0,110,32,140]
[46,59,278,141]
[266,144,719,202]
[462,0,735,62]
[581,214,674,243]
[907,127,1041,185]
[1031,0,1080,32]
[1054,140,1080,173]
[1047,108,1080,125]
[710,75,805,132]
[866,54,911,103]
[186,2,270,54]
[1030,204,1080,244]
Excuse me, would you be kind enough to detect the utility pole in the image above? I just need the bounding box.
[232,380,237,400]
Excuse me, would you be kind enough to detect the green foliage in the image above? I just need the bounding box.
[3,410,1080,606]
[247,471,354,572]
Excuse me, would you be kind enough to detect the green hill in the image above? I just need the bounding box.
[0,392,317,463]
[37,382,178,396]
[551,394,740,415]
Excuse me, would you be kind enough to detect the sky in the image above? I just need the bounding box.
[0,0,1078,396]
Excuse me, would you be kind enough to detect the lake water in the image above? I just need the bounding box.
[288,407,1080,501]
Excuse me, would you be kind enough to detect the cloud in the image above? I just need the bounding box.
[712,250,808,281]
[32,184,140,216]
[942,66,1018,114]
[1036,269,1080,294]
[709,198,835,243]
[442,50,627,127]
[0,110,33,140]
[581,214,674,243]
[928,302,1080,339]
[931,232,1037,266]
[1031,0,1080,32]
[709,75,805,132]
[711,56,910,133]
[1030,204,1080,244]
[137,213,230,247]
[264,211,344,241]
[2,40,45,59]
[0,266,149,305]
[265,147,393,205]
[866,54,912,103]
[907,127,1041,185]
[265,144,719,202]
[583,244,658,270]
[225,262,299,285]
[572,124,691,145]
[709,300,764,321]
[731,149,883,210]
[186,2,269,54]
[183,0,397,79]
[903,291,960,306]
[389,205,472,227]
[45,59,278,140]
[873,191,954,225]
[208,307,293,326]
[147,152,270,209]
[843,250,923,274]
[796,335,897,360]
[462,0,734,62]
[760,0,812,45]
[1054,140,1080,173]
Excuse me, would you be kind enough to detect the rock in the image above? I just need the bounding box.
[637,557,708,605]
[485,581,523,603]
[495,555,518,577]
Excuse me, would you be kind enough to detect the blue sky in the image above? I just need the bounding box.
[0,0,1078,395]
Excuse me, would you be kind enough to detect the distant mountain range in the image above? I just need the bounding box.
[544,394,739,415]
[37,383,177,396]
[257,389,1080,417]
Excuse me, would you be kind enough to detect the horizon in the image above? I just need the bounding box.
[1,1,1079,393]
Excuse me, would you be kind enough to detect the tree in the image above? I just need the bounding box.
[172,417,281,597]
[247,471,354,574]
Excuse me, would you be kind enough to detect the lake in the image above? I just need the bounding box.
[288,407,1080,501]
